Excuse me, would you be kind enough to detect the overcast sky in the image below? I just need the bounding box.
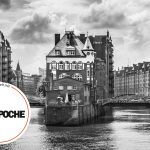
[0,0,150,74]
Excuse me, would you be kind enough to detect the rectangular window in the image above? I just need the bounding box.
[54,86,58,90]
[66,51,75,55]
[49,63,51,70]
[87,70,90,77]
[59,86,64,90]
[53,74,56,80]
[73,86,77,90]
[67,86,72,90]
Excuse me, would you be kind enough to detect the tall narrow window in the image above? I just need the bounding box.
[72,61,77,70]
[65,61,70,70]
[59,61,64,70]
[51,61,57,70]
[77,61,83,70]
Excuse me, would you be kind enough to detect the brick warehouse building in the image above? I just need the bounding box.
[0,31,12,83]
[114,62,150,97]
[46,31,114,104]
[78,31,114,98]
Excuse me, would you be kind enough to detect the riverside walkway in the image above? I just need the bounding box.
[102,95,150,106]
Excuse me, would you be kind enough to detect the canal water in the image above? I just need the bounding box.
[0,106,150,150]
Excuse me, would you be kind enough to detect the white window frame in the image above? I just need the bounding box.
[67,86,72,90]
[78,62,83,70]
[59,86,64,90]
[59,62,64,70]
[73,86,77,90]
[51,61,57,70]
[65,61,70,70]
[72,62,77,70]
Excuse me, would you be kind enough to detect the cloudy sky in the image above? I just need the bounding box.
[0,0,150,74]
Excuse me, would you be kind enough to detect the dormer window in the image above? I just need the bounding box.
[55,50,61,56]
[66,50,75,56]
[66,46,75,56]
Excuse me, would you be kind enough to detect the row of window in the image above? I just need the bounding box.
[59,73,83,81]
[54,85,77,90]
[50,61,92,70]
[55,50,76,56]
[55,50,94,56]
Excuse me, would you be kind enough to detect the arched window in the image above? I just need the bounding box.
[51,61,57,70]
[72,61,77,70]
[65,61,70,70]
[59,73,68,79]
[72,73,82,81]
[59,61,64,70]
[77,61,83,70]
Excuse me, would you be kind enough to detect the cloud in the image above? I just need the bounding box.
[0,0,29,10]
[80,0,102,6]
[81,1,127,29]
[12,0,30,9]
[0,0,11,10]
[10,12,57,44]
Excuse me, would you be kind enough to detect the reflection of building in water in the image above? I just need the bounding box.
[46,31,114,105]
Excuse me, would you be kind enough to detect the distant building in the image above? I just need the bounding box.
[114,62,150,97]
[22,73,36,95]
[0,31,12,83]
[31,74,42,92]
[39,67,46,79]
[12,62,41,96]
[46,31,114,104]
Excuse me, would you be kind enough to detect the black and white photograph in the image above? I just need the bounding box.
[0,0,150,149]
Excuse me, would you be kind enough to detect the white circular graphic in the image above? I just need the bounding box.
[0,82,30,144]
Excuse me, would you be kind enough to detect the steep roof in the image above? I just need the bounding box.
[16,62,21,71]
[83,36,94,50]
[47,31,84,56]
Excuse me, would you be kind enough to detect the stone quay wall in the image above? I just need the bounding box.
[45,103,112,126]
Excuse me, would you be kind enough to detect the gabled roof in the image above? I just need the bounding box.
[83,36,94,50]
[47,31,84,57]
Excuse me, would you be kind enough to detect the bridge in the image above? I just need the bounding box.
[102,95,150,106]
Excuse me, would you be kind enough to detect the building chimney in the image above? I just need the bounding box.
[80,34,86,44]
[55,34,60,45]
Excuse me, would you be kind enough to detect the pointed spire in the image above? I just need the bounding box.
[83,32,94,50]
[110,36,112,41]
[107,30,109,37]
[16,61,21,71]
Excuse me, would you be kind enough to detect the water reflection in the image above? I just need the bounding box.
[0,106,150,150]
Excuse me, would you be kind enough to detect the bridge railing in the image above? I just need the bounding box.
[97,98,113,105]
